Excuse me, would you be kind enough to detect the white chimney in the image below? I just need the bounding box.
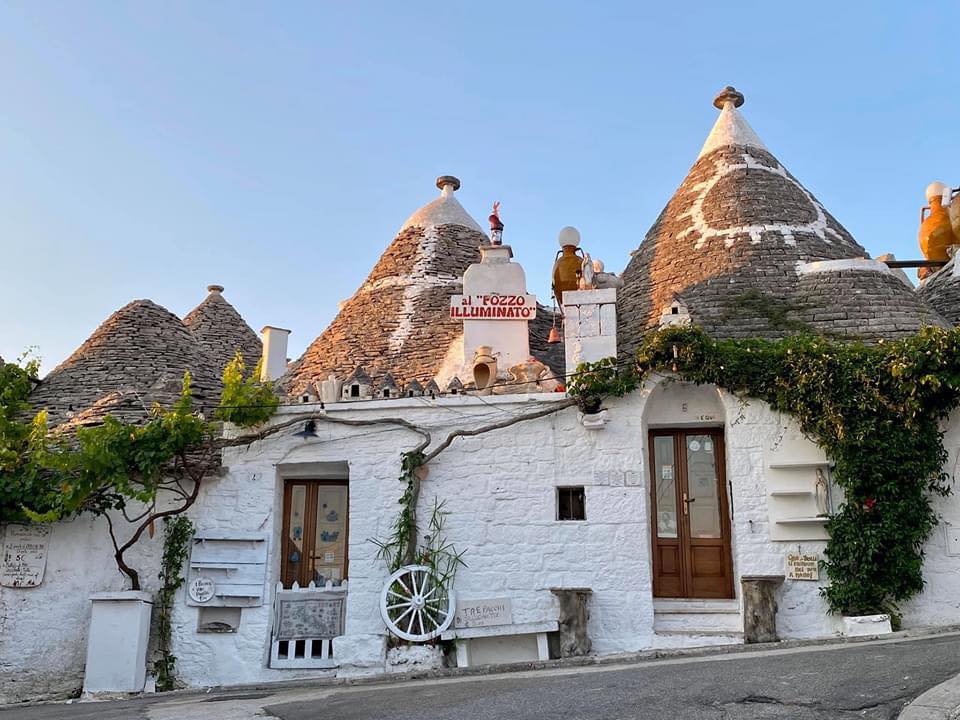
[260,326,291,382]
[563,288,617,375]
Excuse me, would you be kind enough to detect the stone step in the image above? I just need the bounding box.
[653,612,743,634]
[653,599,740,614]
[652,631,744,649]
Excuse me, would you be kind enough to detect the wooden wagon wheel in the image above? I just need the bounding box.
[379,564,455,642]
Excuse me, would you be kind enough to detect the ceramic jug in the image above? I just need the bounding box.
[919,182,955,265]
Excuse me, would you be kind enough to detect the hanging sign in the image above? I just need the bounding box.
[450,295,537,320]
[1,524,51,588]
[786,552,820,581]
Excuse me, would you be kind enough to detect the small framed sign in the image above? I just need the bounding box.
[189,575,216,603]
[786,552,819,581]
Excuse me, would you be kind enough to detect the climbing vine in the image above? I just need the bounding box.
[154,515,194,691]
[1,353,276,590]
[367,398,578,639]
[571,325,960,619]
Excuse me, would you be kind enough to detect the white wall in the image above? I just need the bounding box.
[902,409,960,626]
[0,515,162,703]
[8,386,960,700]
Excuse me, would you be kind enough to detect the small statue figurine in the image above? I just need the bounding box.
[578,254,623,290]
[489,201,504,245]
[815,468,829,516]
[579,252,596,289]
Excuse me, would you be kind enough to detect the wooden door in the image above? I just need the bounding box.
[649,429,733,598]
[281,480,349,588]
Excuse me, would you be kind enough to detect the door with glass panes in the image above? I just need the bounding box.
[281,480,349,588]
[649,429,733,598]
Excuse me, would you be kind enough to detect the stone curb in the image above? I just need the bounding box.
[899,673,960,720]
[6,624,960,711]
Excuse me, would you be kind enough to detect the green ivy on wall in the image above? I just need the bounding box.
[154,515,194,691]
[571,325,960,620]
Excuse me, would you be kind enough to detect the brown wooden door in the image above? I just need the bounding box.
[650,429,733,598]
[281,480,349,588]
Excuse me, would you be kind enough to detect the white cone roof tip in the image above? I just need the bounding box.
[400,175,483,233]
[697,100,768,160]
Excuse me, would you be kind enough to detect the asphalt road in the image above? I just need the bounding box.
[6,633,960,720]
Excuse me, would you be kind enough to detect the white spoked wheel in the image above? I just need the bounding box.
[379,564,455,643]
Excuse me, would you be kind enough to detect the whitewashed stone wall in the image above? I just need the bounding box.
[902,408,960,627]
[9,386,960,700]
[0,515,162,703]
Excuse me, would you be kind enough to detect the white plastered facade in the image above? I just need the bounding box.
[4,384,960,698]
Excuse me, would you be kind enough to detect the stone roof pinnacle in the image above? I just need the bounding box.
[400,174,482,232]
[698,85,767,159]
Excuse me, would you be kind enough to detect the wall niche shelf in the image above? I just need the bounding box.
[777,516,827,525]
[765,431,834,542]
[768,461,833,470]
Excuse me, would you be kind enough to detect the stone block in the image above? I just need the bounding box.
[333,633,387,677]
[836,614,892,637]
[567,335,617,371]
[599,303,617,337]
[386,644,445,674]
[562,288,617,306]
[578,304,600,337]
[563,305,580,339]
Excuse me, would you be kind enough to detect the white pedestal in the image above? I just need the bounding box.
[837,614,892,637]
[83,591,153,695]
[441,620,557,667]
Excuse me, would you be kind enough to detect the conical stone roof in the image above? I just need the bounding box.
[183,284,262,377]
[918,259,960,325]
[283,176,489,396]
[31,299,222,427]
[618,86,946,354]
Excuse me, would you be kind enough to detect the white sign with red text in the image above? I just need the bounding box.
[450,294,537,320]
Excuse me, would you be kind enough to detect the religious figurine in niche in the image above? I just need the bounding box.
[489,201,504,245]
[815,468,830,515]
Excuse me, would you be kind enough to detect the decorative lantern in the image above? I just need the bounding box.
[919,181,956,277]
[552,226,585,306]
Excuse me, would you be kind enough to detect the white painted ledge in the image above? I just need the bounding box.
[441,620,558,641]
[796,258,893,276]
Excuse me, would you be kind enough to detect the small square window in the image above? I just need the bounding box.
[557,486,585,521]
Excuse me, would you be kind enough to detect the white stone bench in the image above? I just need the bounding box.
[440,621,558,668]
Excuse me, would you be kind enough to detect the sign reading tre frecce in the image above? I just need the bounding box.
[449,295,538,320]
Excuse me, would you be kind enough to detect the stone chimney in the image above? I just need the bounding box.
[453,205,536,376]
[260,326,291,382]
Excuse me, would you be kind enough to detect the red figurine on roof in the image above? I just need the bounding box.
[489,201,504,245]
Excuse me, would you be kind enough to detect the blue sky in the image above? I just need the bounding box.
[2,2,958,372]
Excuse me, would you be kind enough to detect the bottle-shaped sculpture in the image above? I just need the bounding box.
[919,182,955,275]
[552,226,585,306]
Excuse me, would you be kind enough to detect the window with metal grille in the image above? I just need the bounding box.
[557,486,586,521]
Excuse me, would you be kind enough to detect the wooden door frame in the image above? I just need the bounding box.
[280,479,350,588]
[648,428,734,599]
